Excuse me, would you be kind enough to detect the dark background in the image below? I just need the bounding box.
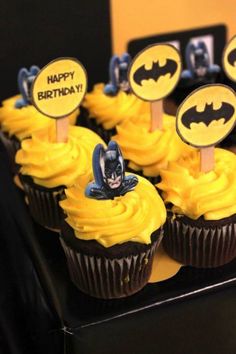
[0,1,111,353]
[0,0,112,101]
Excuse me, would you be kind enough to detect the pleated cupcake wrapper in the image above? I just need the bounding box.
[0,132,21,174]
[21,180,64,230]
[60,236,160,299]
[163,217,236,268]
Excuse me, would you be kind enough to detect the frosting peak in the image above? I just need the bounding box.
[113,113,193,176]
[158,148,236,220]
[82,83,149,129]
[16,125,104,188]
[60,174,166,247]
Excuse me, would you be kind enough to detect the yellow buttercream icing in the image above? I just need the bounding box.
[15,125,104,188]
[82,83,149,129]
[0,94,78,140]
[60,174,166,247]
[113,113,193,177]
[158,148,236,220]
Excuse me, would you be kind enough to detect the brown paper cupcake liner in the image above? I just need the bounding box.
[60,233,162,299]
[0,132,21,174]
[163,214,236,268]
[20,175,65,230]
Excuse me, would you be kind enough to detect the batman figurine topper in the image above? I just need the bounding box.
[104,53,131,96]
[181,41,220,83]
[85,141,138,200]
[15,65,40,108]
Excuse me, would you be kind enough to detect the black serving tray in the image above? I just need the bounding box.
[2,141,236,354]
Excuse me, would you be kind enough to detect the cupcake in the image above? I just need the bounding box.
[0,66,79,173]
[15,125,104,229]
[81,54,149,142]
[158,148,236,268]
[60,141,166,299]
[113,112,193,184]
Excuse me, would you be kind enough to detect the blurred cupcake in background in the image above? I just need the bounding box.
[81,53,149,143]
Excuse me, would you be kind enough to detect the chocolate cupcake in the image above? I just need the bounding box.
[158,149,236,268]
[60,141,166,298]
[15,125,104,230]
[113,112,193,185]
[81,54,149,143]
[0,66,78,174]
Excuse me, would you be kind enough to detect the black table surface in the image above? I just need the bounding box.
[1,142,236,354]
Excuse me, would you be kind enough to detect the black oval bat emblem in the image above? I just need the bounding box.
[228,48,236,67]
[133,59,177,86]
[181,102,234,129]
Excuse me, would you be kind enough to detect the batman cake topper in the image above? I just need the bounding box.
[176,84,236,148]
[85,141,138,200]
[223,35,236,82]
[128,43,182,102]
[181,41,220,83]
[104,53,131,96]
[15,65,40,108]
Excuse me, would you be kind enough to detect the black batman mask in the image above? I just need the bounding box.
[133,59,177,86]
[181,102,234,129]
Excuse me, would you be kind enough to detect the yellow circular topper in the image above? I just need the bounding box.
[223,35,236,82]
[176,84,236,148]
[128,43,182,101]
[31,57,87,118]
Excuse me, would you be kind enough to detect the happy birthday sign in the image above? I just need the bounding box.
[32,57,87,118]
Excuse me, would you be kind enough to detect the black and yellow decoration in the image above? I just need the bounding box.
[128,43,182,101]
[176,84,236,147]
[223,35,236,82]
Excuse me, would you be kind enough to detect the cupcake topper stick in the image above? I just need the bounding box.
[31,57,87,143]
[86,141,138,200]
[223,35,236,83]
[128,43,182,132]
[104,53,131,96]
[15,65,40,108]
[176,84,236,172]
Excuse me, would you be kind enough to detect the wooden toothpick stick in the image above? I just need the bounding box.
[150,100,163,132]
[200,146,214,173]
[56,116,69,143]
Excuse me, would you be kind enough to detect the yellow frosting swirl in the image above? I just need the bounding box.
[15,125,104,188]
[82,83,149,129]
[60,174,166,247]
[158,148,236,220]
[0,95,78,140]
[113,113,193,177]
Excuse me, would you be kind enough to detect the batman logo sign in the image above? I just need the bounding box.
[133,59,177,86]
[181,102,234,129]
[176,84,236,148]
[227,48,236,67]
[128,43,181,101]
